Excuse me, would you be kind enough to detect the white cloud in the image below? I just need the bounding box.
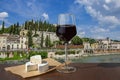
[93,35,106,39]
[42,13,49,20]
[105,0,111,4]
[77,27,86,37]
[91,27,109,33]
[0,12,8,20]
[77,31,85,38]
[103,4,110,10]
[72,0,120,40]
[74,0,92,6]
[1,0,45,19]
[75,0,120,28]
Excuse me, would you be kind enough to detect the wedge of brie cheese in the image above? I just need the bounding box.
[38,61,49,73]
[30,55,42,64]
[25,62,38,72]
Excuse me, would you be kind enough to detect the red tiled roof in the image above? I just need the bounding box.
[55,45,84,49]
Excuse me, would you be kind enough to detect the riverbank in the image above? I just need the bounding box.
[72,53,120,63]
[53,52,120,63]
[82,52,120,57]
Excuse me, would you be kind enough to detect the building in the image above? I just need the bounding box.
[109,42,120,49]
[20,29,59,47]
[91,37,120,50]
[0,34,8,50]
[0,34,28,51]
[83,42,91,50]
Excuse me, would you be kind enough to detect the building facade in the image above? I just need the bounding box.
[20,29,59,47]
[91,38,120,50]
[0,34,28,51]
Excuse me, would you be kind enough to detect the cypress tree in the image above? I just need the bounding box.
[45,34,51,47]
[40,32,44,47]
[27,29,33,48]
[1,21,5,33]
[45,35,49,47]
[9,25,13,34]
[16,22,19,35]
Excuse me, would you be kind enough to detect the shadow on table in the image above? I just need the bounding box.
[97,63,120,68]
[71,63,98,70]
[71,63,120,70]
[2,70,24,80]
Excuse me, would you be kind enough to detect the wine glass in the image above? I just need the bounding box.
[56,13,77,73]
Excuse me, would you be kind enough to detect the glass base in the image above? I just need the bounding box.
[57,66,76,73]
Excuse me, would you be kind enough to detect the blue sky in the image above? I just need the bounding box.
[0,0,120,40]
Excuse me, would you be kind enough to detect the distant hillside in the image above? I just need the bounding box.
[0,20,56,35]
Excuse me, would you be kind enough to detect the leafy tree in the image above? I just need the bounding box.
[89,39,96,44]
[71,36,83,45]
[82,37,96,44]
[82,38,89,42]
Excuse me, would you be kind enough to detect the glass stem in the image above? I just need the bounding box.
[65,42,68,68]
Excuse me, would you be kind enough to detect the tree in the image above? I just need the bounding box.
[1,21,5,33]
[15,22,20,35]
[39,20,42,31]
[48,34,52,47]
[82,38,89,42]
[45,35,49,47]
[54,40,62,45]
[89,39,96,44]
[34,21,38,35]
[45,35,51,47]
[9,25,12,34]
[27,29,33,48]
[12,24,16,34]
[40,32,44,47]
[24,21,27,29]
[82,37,96,44]
[71,36,83,45]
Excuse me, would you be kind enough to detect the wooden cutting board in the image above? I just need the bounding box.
[5,58,63,78]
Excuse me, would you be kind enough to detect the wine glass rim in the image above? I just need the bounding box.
[58,13,75,25]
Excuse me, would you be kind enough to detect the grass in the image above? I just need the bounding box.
[0,51,48,63]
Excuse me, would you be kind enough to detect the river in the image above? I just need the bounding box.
[72,53,120,63]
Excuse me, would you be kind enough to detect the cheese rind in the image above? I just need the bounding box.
[38,61,49,73]
[25,62,38,72]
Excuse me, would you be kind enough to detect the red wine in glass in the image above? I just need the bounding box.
[56,24,77,42]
